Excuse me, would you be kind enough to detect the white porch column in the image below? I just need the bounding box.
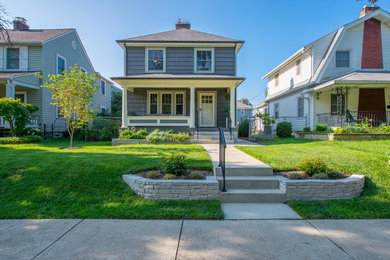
[122,87,127,128]
[189,86,196,128]
[6,80,15,99]
[230,86,236,128]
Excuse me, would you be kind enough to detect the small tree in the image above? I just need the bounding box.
[0,98,38,136]
[111,90,122,117]
[256,112,275,126]
[37,65,98,148]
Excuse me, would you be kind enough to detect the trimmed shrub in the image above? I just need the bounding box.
[146,171,160,179]
[276,122,292,138]
[296,157,328,176]
[288,172,304,180]
[238,119,249,137]
[163,174,176,180]
[189,171,204,179]
[312,172,329,179]
[315,124,328,132]
[0,135,43,144]
[328,170,345,179]
[146,129,191,143]
[302,127,311,132]
[170,132,191,143]
[119,128,147,139]
[160,154,187,176]
[333,127,346,134]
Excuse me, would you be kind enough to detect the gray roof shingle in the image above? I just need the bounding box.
[118,28,243,43]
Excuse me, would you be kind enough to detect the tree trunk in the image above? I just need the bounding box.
[69,132,73,148]
[8,118,16,137]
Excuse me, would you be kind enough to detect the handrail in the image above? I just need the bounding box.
[218,127,227,192]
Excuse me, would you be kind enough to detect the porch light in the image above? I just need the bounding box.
[153,59,158,63]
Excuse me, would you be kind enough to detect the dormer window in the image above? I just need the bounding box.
[146,48,165,72]
[7,48,19,70]
[195,48,214,73]
[336,51,350,68]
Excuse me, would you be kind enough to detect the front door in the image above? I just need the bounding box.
[199,92,215,127]
[358,88,386,125]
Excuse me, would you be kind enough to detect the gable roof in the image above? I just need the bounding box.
[0,29,73,45]
[118,29,243,44]
[237,102,253,110]
[262,8,390,81]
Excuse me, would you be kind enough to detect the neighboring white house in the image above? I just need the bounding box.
[262,6,390,131]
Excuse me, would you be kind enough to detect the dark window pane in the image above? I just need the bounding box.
[336,51,350,67]
[101,81,105,95]
[7,48,19,69]
[148,50,164,71]
[150,104,157,114]
[57,57,65,74]
[176,105,183,115]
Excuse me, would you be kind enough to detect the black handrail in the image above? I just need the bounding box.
[218,127,227,192]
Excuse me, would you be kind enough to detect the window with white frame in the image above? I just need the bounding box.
[146,48,165,72]
[7,48,20,69]
[274,103,279,119]
[175,93,184,115]
[149,92,158,114]
[100,80,106,95]
[148,91,186,116]
[161,93,172,115]
[336,51,350,68]
[57,55,66,74]
[298,97,304,117]
[195,48,214,73]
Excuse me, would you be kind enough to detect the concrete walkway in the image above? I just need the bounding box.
[1,219,390,259]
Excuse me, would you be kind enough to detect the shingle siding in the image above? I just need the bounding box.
[126,47,236,76]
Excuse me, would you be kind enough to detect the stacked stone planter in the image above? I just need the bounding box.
[280,174,365,201]
[122,174,219,200]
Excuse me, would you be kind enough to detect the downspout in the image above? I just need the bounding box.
[301,48,313,129]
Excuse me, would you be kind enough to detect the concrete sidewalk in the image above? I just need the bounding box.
[1,219,389,259]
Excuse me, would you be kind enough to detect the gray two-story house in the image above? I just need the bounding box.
[112,21,244,137]
[0,17,112,133]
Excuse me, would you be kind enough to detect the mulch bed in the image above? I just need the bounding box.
[276,171,348,180]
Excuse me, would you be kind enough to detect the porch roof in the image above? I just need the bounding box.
[0,71,37,79]
[313,70,390,91]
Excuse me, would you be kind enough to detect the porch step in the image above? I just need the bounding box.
[194,139,235,144]
[216,167,273,176]
[217,176,280,189]
[220,189,286,203]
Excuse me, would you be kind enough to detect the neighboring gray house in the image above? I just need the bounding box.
[95,73,114,114]
[0,17,110,133]
[112,20,245,137]
[236,101,253,121]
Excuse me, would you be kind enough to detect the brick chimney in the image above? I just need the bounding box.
[175,19,190,30]
[13,17,29,30]
[360,5,379,18]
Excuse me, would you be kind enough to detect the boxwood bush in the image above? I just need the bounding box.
[296,157,328,176]
[276,122,292,138]
[315,124,328,132]
[238,119,249,137]
[0,135,43,144]
[160,154,187,176]
[119,128,148,139]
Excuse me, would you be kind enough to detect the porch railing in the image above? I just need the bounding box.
[317,111,390,127]
[218,127,227,192]
[0,116,6,128]
[0,116,39,128]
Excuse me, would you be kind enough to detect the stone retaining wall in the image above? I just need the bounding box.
[280,175,365,201]
[122,174,219,200]
[295,132,390,141]
[295,132,329,140]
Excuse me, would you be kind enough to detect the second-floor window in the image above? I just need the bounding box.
[336,51,350,68]
[275,73,279,87]
[296,59,301,75]
[7,48,19,70]
[146,48,165,72]
[195,48,214,73]
[57,55,66,74]
[101,80,106,95]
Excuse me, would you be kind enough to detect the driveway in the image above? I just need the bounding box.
[1,219,389,259]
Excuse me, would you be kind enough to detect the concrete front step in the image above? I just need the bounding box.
[217,176,280,189]
[194,139,235,144]
[220,189,286,203]
[216,167,273,176]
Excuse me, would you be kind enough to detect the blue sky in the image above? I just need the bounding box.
[3,0,390,105]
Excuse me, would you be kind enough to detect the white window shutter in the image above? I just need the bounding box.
[19,47,28,71]
[0,47,3,70]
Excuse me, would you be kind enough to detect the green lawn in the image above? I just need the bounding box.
[237,138,390,219]
[0,139,223,219]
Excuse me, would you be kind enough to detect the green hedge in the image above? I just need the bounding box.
[0,135,43,144]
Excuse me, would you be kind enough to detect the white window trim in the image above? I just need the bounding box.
[15,91,27,103]
[145,47,166,73]
[80,66,87,72]
[56,54,67,74]
[100,80,106,96]
[146,90,187,116]
[5,47,20,71]
[335,50,350,68]
[147,91,159,115]
[174,91,186,116]
[194,48,215,74]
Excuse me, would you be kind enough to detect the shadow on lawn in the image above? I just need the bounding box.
[259,137,321,146]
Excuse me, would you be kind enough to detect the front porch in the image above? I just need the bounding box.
[314,85,390,127]
[114,77,244,133]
